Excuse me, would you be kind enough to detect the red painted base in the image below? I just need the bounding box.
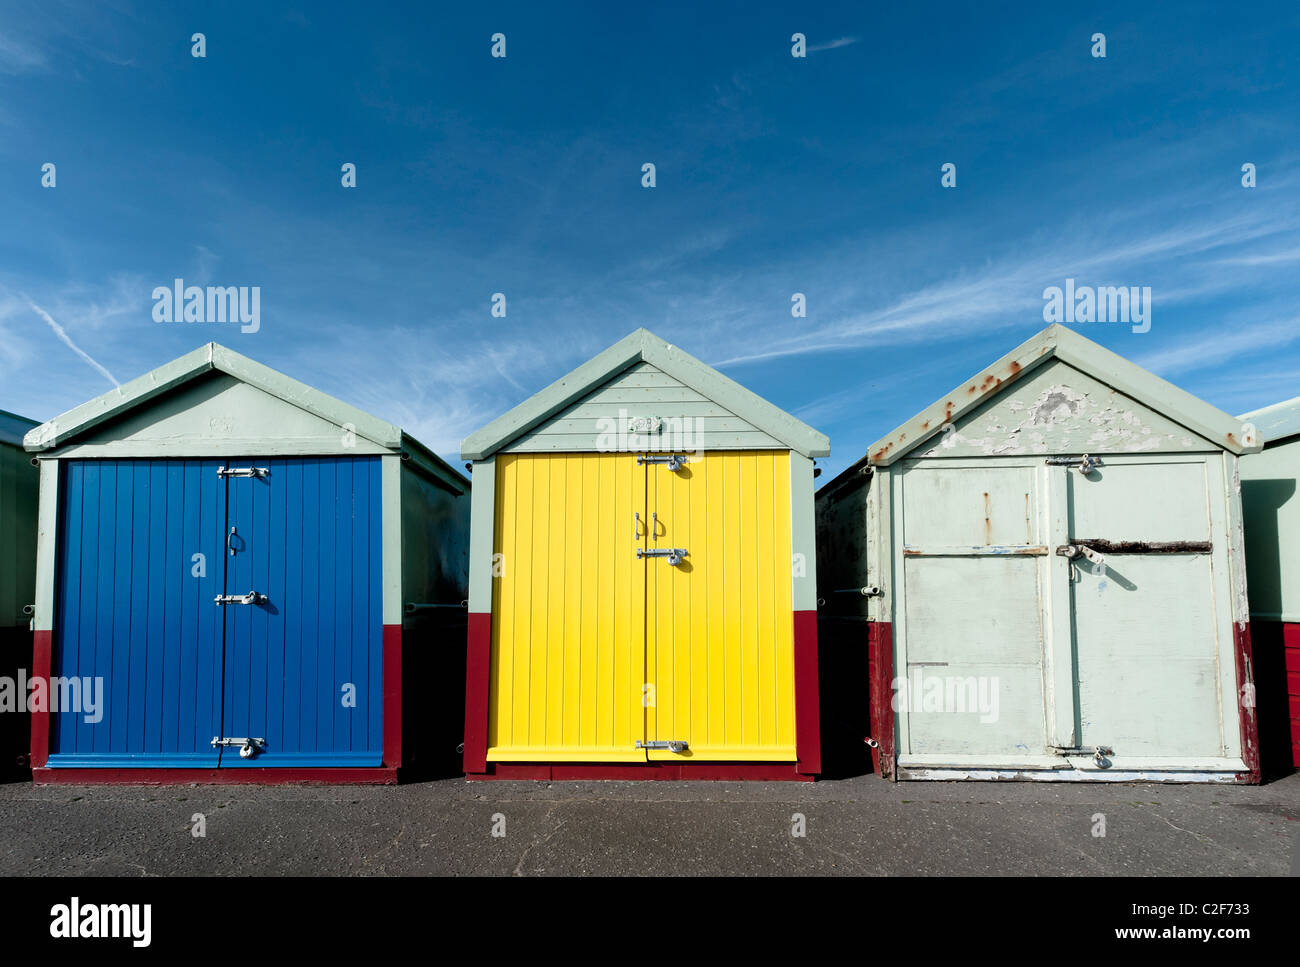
[32,767,398,786]
[468,762,813,781]
[1233,621,1262,784]
[1284,622,1300,768]
[867,621,896,780]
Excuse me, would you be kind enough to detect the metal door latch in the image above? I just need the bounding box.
[1053,745,1114,766]
[1046,454,1101,473]
[637,454,686,471]
[217,466,269,478]
[211,736,266,759]
[214,590,267,606]
[637,548,688,566]
[1055,544,1106,567]
[637,740,689,753]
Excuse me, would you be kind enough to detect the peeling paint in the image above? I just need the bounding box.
[925,377,1203,458]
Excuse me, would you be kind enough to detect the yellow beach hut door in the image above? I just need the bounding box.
[486,451,796,763]
[644,451,797,761]
[487,453,647,761]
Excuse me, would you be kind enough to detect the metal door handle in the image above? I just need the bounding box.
[1045,454,1101,473]
[212,736,266,758]
[637,740,689,753]
[214,590,266,606]
[228,525,237,557]
[637,548,687,566]
[217,466,269,478]
[637,454,685,471]
[634,512,641,540]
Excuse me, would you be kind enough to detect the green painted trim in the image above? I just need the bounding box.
[382,456,403,626]
[50,439,391,458]
[33,460,58,633]
[461,328,830,460]
[25,342,404,453]
[0,410,38,448]
[866,325,1260,467]
[790,453,817,612]
[399,431,470,495]
[466,456,497,613]
[1238,396,1300,447]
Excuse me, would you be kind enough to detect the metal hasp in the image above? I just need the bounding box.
[1061,539,1213,555]
[217,466,269,478]
[211,736,266,759]
[638,547,688,566]
[637,740,689,753]
[1052,745,1114,767]
[214,590,266,606]
[637,453,686,471]
[1045,454,1101,473]
[1055,544,1106,568]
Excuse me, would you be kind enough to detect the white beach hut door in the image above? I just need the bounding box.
[896,463,1056,767]
[1062,457,1239,771]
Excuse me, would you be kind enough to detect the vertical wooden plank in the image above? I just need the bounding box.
[756,451,776,749]
[689,452,710,750]
[595,454,614,748]
[774,453,796,754]
[706,452,726,748]
[282,458,303,754]
[580,455,599,748]
[562,455,582,747]
[1043,463,1075,749]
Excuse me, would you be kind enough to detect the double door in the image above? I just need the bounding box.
[895,455,1244,772]
[50,457,383,768]
[486,451,797,762]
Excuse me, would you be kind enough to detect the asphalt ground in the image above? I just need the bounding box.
[0,771,1295,876]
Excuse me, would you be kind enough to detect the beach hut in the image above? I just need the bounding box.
[460,328,829,779]
[24,344,469,783]
[1237,396,1300,772]
[0,410,39,777]
[817,324,1261,782]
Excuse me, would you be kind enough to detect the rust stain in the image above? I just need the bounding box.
[1008,360,1022,375]
[983,492,991,545]
[922,421,930,430]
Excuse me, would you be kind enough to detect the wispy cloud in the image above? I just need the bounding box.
[809,37,859,53]
[0,32,47,74]
[26,300,119,387]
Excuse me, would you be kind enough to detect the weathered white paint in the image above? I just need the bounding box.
[916,360,1209,458]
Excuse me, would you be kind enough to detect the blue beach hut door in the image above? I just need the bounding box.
[49,457,383,769]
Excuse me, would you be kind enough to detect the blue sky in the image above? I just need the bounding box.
[1,1,1297,478]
